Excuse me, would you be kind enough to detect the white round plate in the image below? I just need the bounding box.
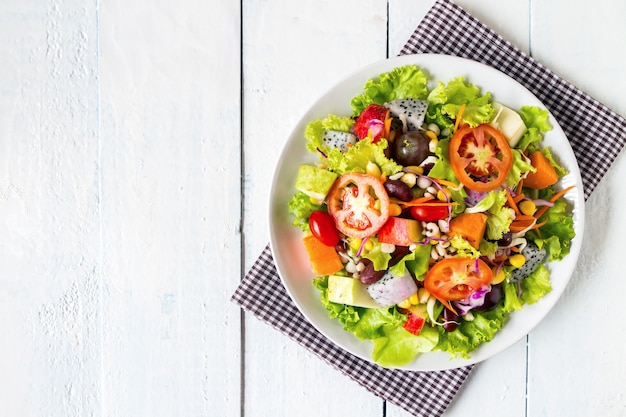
[268,54,585,371]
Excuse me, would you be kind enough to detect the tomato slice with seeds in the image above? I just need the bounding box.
[327,173,390,238]
[448,124,513,192]
[424,257,493,311]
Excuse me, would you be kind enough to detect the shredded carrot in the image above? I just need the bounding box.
[492,255,508,263]
[454,103,467,132]
[510,224,534,232]
[532,220,548,229]
[397,200,458,208]
[534,185,576,219]
[391,196,433,206]
[513,194,526,204]
[509,217,537,232]
[384,114,393,139]
[514,214,536,222]
[505,188,521,216]
[515,178,524,195]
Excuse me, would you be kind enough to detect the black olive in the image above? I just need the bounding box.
[498,232,513,247]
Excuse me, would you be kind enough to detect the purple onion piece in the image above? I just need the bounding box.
[316,147,328,159]
[533,198,555,207]
[452,285,491,315]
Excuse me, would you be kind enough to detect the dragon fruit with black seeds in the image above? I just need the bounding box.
[511,242,547,282]
[322,130,357,153]
[385,98,429,131]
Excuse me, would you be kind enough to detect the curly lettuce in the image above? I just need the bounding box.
[326,138,401,176]
[350,65,429,115]
[304,114,355,154]
[287,191,322,232]
[427,76,496,129]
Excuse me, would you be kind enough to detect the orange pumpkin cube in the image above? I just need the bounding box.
[302,235,343,276]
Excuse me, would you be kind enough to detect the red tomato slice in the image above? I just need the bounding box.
[308,210,340,247]
[448,124,513,192]
[424,257,493,311]
[410,205,449,222]
[327,173,390,238]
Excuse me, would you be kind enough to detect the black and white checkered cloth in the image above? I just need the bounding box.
[232,0,626,416]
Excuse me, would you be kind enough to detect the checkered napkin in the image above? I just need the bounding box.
[231,0,626,416]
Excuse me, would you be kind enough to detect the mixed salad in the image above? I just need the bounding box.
[288,64,575,368]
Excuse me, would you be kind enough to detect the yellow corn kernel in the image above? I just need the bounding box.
[349,238,362,251]
[425,130,438,141]
[409,292,419,305]
[405,165,423,175]
[309,196,324,205]
[389,203,402,217]
[417,287,431,304]
[397,298,412,309]
[436,188,449,201]
[519,200,537,216]
[363,239,374,251]
[491,268,506,284]
[366,161,382,178]
[509,254,526,268]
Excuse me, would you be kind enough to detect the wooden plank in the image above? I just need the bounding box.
[97,1,242,416]
[241,0,390,415]
[0,1,101,415]
[528,0,626,415]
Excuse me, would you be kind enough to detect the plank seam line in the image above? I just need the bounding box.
[239,0,246,416]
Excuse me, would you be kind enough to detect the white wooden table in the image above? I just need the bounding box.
[1,0,625,416]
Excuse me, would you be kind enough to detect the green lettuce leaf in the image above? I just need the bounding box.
[527,199,576,261]
[436,305,507,359]
[516,127,543,153]
[361,239,392,271]
[404,243,433,280]
[371,325,439,368]
[427,138,461,186]
[425,104,454,138]
[487,191,515,241]
[505,148,535,189]
[516,106,552,153]
[288,191,322,232]
[313,276,362,329]
[428,77,495,127]
[520,264,552,305]
[304,114,355,154]
[449,235,480,258]
[502,281,523,313]
[351,65,429,115]
[326,138,402,176]
[542,147,569,177]
[350,307,405,340]
[519,106,552,133]
[313,276,438,368]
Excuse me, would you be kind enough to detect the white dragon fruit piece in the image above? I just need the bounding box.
[511,242,547,282]
[384,98,429,131]
[366,269,418,307]
[322,130,357,152]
